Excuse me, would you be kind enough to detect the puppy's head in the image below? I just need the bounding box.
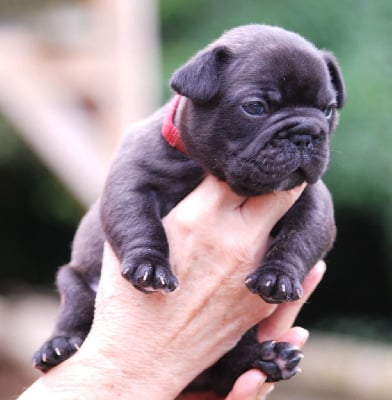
[170,25,346,196]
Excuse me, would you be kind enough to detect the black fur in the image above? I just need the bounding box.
[33,25,345,395]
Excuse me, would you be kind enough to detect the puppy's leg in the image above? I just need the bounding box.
[101,190,179,293]
[246,181,335,303]
[186,327,303,396]
[101,144,182,294]
[32,265,95,371]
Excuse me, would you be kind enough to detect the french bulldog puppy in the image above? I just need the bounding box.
[33,24,345,395]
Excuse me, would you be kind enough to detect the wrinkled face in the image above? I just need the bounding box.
[215,48,337,195]
[172,26,345,196]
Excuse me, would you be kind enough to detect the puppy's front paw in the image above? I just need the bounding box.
[32,335,83,372]
[253,340,303,382]
[245,267,303,303]
[121,261,179,293]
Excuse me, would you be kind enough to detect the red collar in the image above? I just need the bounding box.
[161,95,187,154]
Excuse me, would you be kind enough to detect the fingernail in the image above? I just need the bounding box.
[316,260,327,276]
[295,327,310,347]
[266,384,275,394]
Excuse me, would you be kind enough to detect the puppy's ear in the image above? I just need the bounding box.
[170,46,231,103]
[322,51,346,108]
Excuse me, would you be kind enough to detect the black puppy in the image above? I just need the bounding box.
[33,25,345,395]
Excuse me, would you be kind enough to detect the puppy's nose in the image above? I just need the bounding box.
[292,134,312,148]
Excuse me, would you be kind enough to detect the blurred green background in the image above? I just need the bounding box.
[0,0,391,344]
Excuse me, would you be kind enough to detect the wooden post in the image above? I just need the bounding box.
[0,0,160,206]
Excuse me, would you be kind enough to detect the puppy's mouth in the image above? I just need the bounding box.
[225,144,326,196]
[228,167,306,196]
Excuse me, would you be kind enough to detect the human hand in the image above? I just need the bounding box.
[19,176,320,400]
[177,261,325,400]
[81,177,307,395]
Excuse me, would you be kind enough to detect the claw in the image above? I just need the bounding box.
[142,271,149,282]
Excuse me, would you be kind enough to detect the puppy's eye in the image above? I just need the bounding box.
[323,106,335,119]
[242,102,265,116]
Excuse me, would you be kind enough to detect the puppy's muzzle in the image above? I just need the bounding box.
[280,120,325,149]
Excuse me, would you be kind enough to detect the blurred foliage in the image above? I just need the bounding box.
[0,117,82,289]
[0,118,82,225]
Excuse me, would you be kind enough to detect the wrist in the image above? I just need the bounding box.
[21,346,188,400]
[69,340,190,400]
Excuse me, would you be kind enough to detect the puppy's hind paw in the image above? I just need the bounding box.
[253,341,303,382]
[32,335,83,372]
[121,261,179,293]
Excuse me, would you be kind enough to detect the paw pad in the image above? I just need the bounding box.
[254,340,303,382]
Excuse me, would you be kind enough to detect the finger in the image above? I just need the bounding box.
[176,393,222,400]
[257,260,326,342]
[277,326,309,347]
[301,260,326,299]
[239,183,306,234]
[225,369,272,400]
